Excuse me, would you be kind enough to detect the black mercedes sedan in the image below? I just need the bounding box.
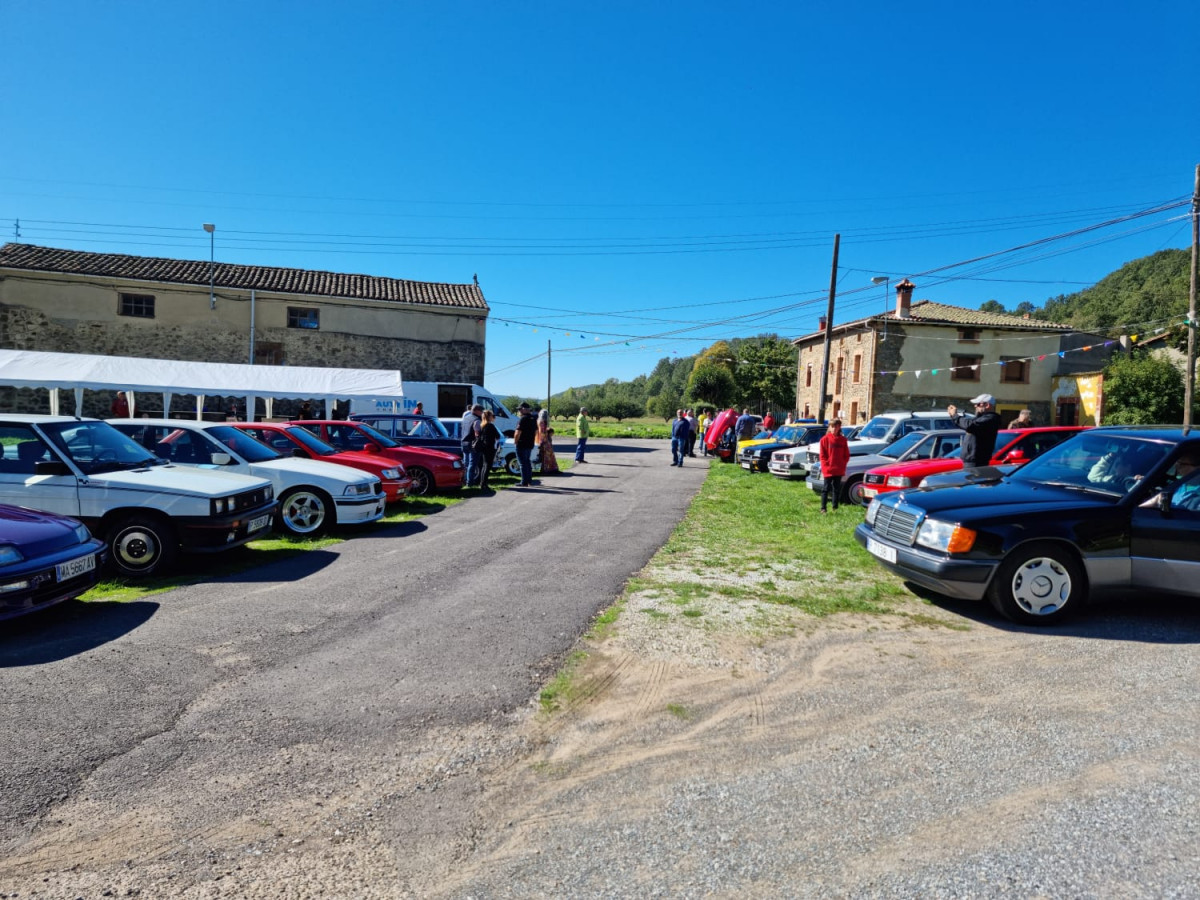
[854,427,1200,625]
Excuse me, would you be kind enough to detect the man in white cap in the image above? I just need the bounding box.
[947,393,1002,468]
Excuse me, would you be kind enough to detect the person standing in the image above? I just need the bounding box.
[537,408,560,474]
[477,410,502,491]
[513,403,538,486]
[698,409,710,457]
[762,411,776,433]
[413,401,424,416]
[818,418,850,513]
[948,393,1003,468]
[110,391,130,418]
[735,408,757,440]
[1008,408,1032,428]
[574,407,590,463]
[460,403,483,486]
[670,409,690,466]
[685,408,698,457]
[298,400,313,420]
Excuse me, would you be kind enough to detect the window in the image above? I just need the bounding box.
[1057,400,1078,426]
[805,363,812,388]
[849,401,858,424]
[835,358,844,394]
[852,354,862,384]
[288,307,320,330]
[958,328,980,342]
[1000,357,1029,384]
[951,355,982,382]
[119,293,155,318]
[255,342,284,366]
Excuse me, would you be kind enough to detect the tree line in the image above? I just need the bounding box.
[503,335,798,421]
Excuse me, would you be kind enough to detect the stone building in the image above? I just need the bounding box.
[793,280,1119,427]
[0,243,488,417]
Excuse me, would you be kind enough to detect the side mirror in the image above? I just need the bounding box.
[211,452,233,466]
[362,444,378,454]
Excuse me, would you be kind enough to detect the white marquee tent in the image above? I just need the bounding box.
[0,349,405,420]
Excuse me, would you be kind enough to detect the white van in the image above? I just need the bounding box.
[351,382,518,436]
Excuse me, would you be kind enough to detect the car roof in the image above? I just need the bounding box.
[110,418,221,428]
[0,413,98,424]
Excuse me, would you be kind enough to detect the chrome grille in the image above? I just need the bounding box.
[872,501,923,545]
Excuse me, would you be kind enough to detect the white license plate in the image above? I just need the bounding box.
[248,514,272,533]
[56,553,96,581]
[867,538,897,564]
[862,487,877,498]
[740,461,753,470]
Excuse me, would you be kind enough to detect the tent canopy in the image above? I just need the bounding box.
[0,348,404,419]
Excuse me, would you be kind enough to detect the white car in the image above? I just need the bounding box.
[0,415,276,577]
[111,419,386,537]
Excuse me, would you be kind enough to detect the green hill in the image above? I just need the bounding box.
[1037,248,1192,333]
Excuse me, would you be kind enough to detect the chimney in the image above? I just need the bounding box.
[895,279,915,320]
[818,315,827,331]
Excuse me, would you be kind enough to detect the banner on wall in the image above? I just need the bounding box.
[1076,374,1103,425]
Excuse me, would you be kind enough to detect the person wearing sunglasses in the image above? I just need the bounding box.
[946,393,1002,468]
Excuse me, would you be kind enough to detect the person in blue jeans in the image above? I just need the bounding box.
[512,403,538,486]
[460,403,483,486]
[574,407,590,463]
[670,409,690,466]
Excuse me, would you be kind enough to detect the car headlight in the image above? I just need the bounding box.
[0,545,25,566]
[865,498,881,526]
[211,497,229,515]
[265,485,274,500]
[916,518,977,553]
[886,475,912,488]
[381,467,401,480]
[344,483,372,496]
[73,522,92,543]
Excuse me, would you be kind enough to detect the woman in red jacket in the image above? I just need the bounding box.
[818,418,850,513]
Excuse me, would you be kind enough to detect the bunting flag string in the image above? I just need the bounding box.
[875,338,1130,378]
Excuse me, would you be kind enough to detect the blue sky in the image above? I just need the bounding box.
[4,1,1198,400]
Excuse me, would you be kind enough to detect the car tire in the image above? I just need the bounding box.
[407,466,435,497]
[987,542,1085,625]
[278,487,331,536]
[107,514,178,578]
[844,476,868,507]
[505,455,521,477]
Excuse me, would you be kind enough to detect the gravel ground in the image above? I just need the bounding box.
[3,444,1199,898]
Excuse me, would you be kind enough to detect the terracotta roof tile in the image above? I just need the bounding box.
[793,299,1069,342]
[0,243,488,311]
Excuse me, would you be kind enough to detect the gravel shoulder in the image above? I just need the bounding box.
[3,444,1200,898]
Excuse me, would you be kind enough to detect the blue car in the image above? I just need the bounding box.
[0,503,107,621]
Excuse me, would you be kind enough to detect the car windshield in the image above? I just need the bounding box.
[204,425,284,463]
[879,431,929,460]
[353,422,399,448]
[1010,432,1171,496]
[282,426,339,456]
[770,425,805,442]
[857,416,899,441]
[41,420,161,474]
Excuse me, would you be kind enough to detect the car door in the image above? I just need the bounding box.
[1129,470,1200,597]
[0,424,81,515]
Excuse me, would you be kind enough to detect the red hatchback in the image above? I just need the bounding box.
[233,423,412,503]
[861,426,1090,501]
[291,420,465,497]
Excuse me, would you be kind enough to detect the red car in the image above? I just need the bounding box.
[232,423,412,503]
[291,420,464,497]
[861,426,1090,501]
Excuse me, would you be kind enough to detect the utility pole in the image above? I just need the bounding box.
[1186,164,1199,430]
[817,234,840,423]
[546,339,552,412]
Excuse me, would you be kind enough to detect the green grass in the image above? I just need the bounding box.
[613,460,931,624]
[550,416,671,440]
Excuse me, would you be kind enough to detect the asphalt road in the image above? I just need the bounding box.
[0,438,706,893]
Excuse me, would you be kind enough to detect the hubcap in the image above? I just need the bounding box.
[115,530,157,569]
[283,493,326,533]
[1011,557,1071,616]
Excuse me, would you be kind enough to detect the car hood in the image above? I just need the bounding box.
[889,478,1116,519]
[219,457,377,486]
[0,503,90,555]
[88,465,271,497]
[747,439,795,455]
[318,450,401,473]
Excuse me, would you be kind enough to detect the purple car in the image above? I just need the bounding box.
[0,503,107,621]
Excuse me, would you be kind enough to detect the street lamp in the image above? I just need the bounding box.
[203,223,215,309]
